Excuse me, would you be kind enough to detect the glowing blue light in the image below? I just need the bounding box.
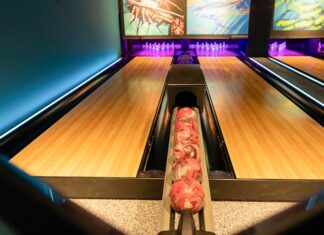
[0,58,122,140]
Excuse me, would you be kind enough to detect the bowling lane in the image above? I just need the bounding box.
[273,56,324,81]
[10,57,172,177]
[200,57,324,179]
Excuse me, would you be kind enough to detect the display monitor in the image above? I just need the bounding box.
[122,0,186,37]
[272,0,324,38]
[187,0,251,36]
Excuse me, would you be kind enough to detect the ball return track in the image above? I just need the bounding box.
[159,107,215,235]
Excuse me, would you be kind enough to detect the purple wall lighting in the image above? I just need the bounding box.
[191,41,239,56]
[268,40,304,56]
[268,38,324,57]
[132,41,181,57]
[130,39,243,57]
[318,42,324,54]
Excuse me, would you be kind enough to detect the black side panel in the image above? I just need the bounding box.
[141,92,171,173]
[237,190,324,235]
[38,177,324,201]
[0,156,122,235]
[247,0,275,56]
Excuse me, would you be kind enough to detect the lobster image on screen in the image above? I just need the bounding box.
[123,0,185,36]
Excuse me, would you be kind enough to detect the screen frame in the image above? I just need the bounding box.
[119,0,249,39]
[271,30,324,39]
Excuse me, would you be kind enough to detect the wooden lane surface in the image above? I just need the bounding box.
[274,56,324,81]
[199,57,324,179]
[10,57,172,177]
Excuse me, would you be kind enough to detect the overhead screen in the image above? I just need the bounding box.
[273,0,324,31]
[122,0,251,37]
[272,0,324,38]
[187,0,251,35]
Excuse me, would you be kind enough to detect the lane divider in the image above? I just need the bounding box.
[249,58,324,109]
[268,57,324,87]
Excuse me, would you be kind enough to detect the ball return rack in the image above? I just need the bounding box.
[159,107,215,235]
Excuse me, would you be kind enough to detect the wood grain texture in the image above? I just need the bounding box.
[274,56,324,81]
[11,57,172,177]
[200,57,324,179]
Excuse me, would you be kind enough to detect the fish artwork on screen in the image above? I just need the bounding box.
[187,0,251,35]
[273,0,324,31]
[123,0,185,36]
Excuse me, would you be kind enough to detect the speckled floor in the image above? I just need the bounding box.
[72,199,296,235]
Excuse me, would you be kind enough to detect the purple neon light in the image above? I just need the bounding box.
[131,40,241,57]
[318,42,324,53]
[268,48,305,56]
[133,50,175,57]
[196,49,239,57]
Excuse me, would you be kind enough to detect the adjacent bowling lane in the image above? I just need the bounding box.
[273,56,324,81]
[200,57,324,179]
[10,57,172,177]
